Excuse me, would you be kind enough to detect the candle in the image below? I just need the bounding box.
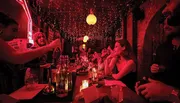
[65,81,68,92]
[65,77,68,92]
[80,80,89,92]
[82,80,89,88]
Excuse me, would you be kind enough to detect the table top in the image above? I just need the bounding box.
[9,84,47,100]
[9,72,148,103]
[73,75,148,103]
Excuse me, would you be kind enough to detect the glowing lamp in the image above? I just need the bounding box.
[82,44,86,49]
[83,39,87,43]
[86,9,97,25]
[83,35,89,43]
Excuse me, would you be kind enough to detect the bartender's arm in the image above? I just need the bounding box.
[0,39,60,64]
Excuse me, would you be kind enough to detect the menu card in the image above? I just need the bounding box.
[9,84,47,100]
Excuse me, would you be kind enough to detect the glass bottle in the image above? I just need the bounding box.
[51,63,57,91]
[56,68,68,98]
[43,68,55,95]
[67,72,72,91]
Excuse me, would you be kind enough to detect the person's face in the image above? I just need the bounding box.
[1,24,18,41]
[37,33,46,46]
[162,0,180,36]
[113,42,124,55]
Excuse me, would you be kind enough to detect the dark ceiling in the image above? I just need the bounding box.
[28,0,143,38]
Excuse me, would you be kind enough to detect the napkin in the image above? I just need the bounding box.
[104,80,126,87]
[9,84,47,100]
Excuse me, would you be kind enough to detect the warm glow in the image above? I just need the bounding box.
[83,39,87,43]
[16,0,33,44]
[82,44,86,49]
[80,80,89,92]
[83,35,89,42]
[86,14,97,25]
[86,9,97,25]
[82,80,89,88]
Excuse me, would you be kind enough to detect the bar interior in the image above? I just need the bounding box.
[1,0,180,103]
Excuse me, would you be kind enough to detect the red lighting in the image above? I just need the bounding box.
[16,0,33,44]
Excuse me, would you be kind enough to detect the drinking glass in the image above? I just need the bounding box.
[56,69,68,97]
[24,68,39,90]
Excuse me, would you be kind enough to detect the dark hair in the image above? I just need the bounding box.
[116,39,136,62]
[106,41,115,49]
[166,0,170,3]
[0,12,18,27]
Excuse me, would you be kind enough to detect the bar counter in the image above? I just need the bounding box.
[9,71,147,103]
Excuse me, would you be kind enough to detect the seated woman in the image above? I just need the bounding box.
[97,48,110,71]
[32,32,52,66]
[104,39,136,90]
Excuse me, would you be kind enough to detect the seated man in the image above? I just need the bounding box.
[135,0,180,102]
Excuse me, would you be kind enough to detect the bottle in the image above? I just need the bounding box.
[43,68,55,95]
[56,67,68,97]
[65,74,69,93]
[51,47,60,90]
[64,55,69,68]
[50,63,57,91]
[67,72,72,91]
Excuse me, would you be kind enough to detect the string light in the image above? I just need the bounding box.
[17,0,33,44]
[83,35,89,43]
[29,0,146,43]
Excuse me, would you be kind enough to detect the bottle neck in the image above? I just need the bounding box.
[48,78,52,85]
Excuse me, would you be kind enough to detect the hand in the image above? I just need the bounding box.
[107,52,118,59]
[135,81,140,95]
[137,78,173,102]
[150,64,159,73]
[135,77,148,95]
[48,39,61,49]
[40,63,51,68]
[101,50,109,57]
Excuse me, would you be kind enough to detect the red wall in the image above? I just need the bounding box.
[0,0,28,38]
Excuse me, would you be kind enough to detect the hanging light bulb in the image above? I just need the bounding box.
[82,44,86,49]
[86,8,97,25]
[83,35,89,43]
